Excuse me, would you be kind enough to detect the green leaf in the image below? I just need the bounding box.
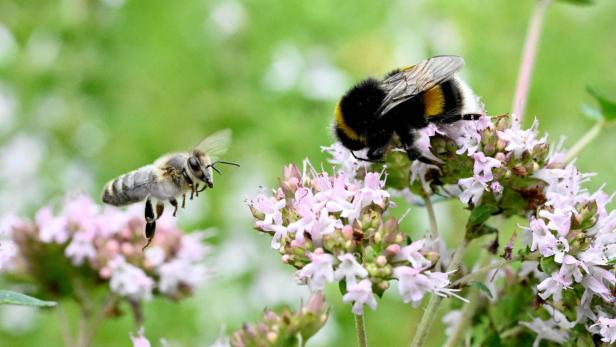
[469,281,493,300]
[338,279,347,295]
[587,86,616,121]
[467,204,500,230]
[540,257,558,274]
[0,290,57,307]
[558,0,594,5]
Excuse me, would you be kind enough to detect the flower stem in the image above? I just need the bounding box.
[563,120,605,163]
[443,254,491,347]
[512,0,552,125]
[422,193,439,241]
[354,314,368,347]
[410,239,469,347]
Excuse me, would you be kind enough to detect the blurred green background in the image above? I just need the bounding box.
[0,0,615,346]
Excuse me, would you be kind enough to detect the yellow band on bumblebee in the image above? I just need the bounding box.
[335,101,361,141]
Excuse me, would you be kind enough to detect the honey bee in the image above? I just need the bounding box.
[102,129,239,249]
[333,55,484,163]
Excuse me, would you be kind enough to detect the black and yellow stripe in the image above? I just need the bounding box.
[421,79,464,118]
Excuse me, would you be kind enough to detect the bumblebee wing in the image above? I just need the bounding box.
[377,55,464,117]
[194,128,232,160]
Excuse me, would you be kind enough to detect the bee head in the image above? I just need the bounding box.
[334,78,386,149]
[188,152,214,188]
[187,152,240,189]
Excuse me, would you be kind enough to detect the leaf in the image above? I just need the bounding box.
[467,204,500,231]
[587,86,616,121]
[469,281,493,300]
[338,279,347,295]
[0,290,57,307]
[540,257,558,274]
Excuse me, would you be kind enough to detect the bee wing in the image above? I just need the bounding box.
[377,55,464,117]
[194,128,232,160]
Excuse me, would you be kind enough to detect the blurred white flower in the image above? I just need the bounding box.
[25,30,61,70]
[208,0,247,38]
[109,256,154,301]
[263,43,305,92]
[521,306,574,347]
[72,121,107,156]
[100,0,126,8]
[158,258,207,295]
[442,310,462,337]
[299,56,348,101]
[0,134,44,180]
[0,305,38,335]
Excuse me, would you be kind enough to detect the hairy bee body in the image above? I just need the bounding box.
[102,153,188,206]
[333,56,484,162]
[101,129,238,249]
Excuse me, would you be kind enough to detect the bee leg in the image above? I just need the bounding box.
[182,169,195,200]
[398,129,436,165]
[170,198,179,217]
[156,201,164,220]
[143,198,156,250]
[181,194,186,208]
[195,184,200,197]
[431,113,483,124]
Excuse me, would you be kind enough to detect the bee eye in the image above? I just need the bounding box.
[188,157,201,173]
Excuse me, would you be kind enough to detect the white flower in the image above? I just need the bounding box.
[144,247,166,267]
[457,176,486,205]
[342,279,377,315]
[130,327,151,347]
[109,256,154,301]
[321,142,369,176]
[35,207,69,244]
[394,265,456,306]
[443,310,462,338]
[588,315,616,344]
[520,306,574,347]
[334,253,368,285]
[392,239,431,270]
[158,258,207,295]
[497,118,545,158]
[472,152,501,183]
[296,251,335,291]
[64,230,97,266]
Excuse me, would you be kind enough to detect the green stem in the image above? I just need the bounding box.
[443,254,491,347]
[410,239,469,347]
[512,0,552,124]
[354,314,368,347]
[564,120,605,163]
[422,193,440,241]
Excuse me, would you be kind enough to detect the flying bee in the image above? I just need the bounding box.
[333,55,485,163]
[101,129,239,249]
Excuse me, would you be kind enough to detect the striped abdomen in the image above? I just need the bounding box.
[102,165,157,206]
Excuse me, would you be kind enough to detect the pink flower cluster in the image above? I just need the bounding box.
[247,161,459,315]
[521,163,615,344]
[2,194,209,302]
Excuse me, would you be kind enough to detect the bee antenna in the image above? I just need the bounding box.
[207,160,240,175]
[210,165,222,175]
[215,160,240,167]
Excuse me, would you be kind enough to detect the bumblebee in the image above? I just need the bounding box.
[102,129,239,249]
[333,55,484,162]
